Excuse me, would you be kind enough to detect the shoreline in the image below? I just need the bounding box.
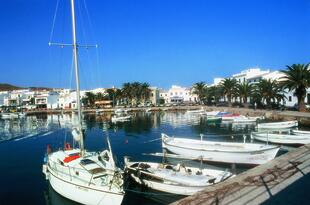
[24,106,310,126]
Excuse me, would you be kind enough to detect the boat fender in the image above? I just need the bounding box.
[47,144,52,154]
[65,143,71,150]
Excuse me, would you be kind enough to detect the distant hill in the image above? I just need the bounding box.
[0,83,23,91]
[0,83,52,92]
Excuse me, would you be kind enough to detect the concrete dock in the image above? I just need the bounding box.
[171,144,310,205]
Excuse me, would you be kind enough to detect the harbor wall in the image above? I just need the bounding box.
[25,106,310,126]
[171,144,310,205]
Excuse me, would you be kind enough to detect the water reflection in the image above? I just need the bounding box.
[0,111,285,205]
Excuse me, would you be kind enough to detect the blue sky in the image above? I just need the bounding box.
[0,0,309,89]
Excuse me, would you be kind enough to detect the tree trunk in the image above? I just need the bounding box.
[243,96,248,108]
[298,96,306,112]
[228,95,232,107]
[266,99,272,109]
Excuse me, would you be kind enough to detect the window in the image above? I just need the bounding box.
[289,96,292,102]
[180,92,183,95]
[175,92,177,95]
[170,93,173,96]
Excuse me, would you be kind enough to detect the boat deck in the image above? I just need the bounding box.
[171,144,310,205]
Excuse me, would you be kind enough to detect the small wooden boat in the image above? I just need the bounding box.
[161,133,279,165]
[251,132,310,145]
[124,158,233,196]
[257,120,298,129]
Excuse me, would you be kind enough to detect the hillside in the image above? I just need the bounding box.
[0,83,52,92]
[0,83,23,91]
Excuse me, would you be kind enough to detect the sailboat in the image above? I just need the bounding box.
[42,1,124,205]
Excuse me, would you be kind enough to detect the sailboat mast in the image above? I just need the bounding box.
[70,0,84,155]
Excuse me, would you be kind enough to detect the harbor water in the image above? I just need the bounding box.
[0,111,291,205]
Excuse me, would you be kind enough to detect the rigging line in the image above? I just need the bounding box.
[77,0,96,88]
[49,0,61,43]
[76,0,88,88]
[83,0,101,87]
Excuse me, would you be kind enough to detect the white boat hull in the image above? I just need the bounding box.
[1,113,19,119]
[163,143,278,165]
[257,120,298,129]
[252,133,310,145]
[162,134,279,165]
[130,173,209,195]
[111,115,131,122]
[291,130,310,136]
[47,169,124,205]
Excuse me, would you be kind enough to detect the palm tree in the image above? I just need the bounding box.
[122,82,132,105]
[220,78,237,107]
[205,85,222,105]
[140,82,151,104]
[257,79,285,108]
[192,82,207,104]
[83,92,96,107]
[105,89,117,106]
[257,79,286,109]
[236,81,254,107]
[281,64,310,112]
[131,82,142,105]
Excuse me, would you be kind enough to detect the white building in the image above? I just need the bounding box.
[159,85,197,104]
[214,68,310,108]
[0,91,9,107]
[35,91,60,109]
[232,68,270,83]
[149,87,160,105]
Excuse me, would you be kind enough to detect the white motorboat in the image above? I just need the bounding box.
[18,112,26,118]
[42,1,124,204]
[186,108,206,115]
[124,158,233,196]
[257,120,298,129]
[204,111,220,116]
[145,108,152,113]
[251,132,310,145]
[0,113,19,119]
[111,115,131,123]
[161,133,279,165]
[232,116,257,124]
[114,108,125,114]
